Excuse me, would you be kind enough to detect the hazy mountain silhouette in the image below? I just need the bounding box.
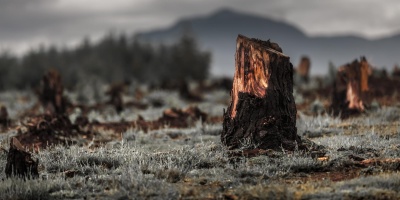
[138,8,400,76]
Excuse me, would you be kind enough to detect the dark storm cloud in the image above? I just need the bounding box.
[276,0,400,38]
[1,0,400,54]
[0,0,163,53]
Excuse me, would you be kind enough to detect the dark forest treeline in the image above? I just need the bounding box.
[0,32,211,90]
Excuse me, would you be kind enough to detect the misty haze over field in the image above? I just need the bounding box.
[1,0,400,76]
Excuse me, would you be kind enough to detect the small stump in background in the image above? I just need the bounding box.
[392,64,400,79]
[296,56,311,83]
[221,34,302,151]
[5,137,39,179]
[0,105,10,129]
[106,80,131,113]
[37,69,70,115]
[178,80,203,102]
[331,57,371,118]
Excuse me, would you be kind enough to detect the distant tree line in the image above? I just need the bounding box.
[0,32,211,90]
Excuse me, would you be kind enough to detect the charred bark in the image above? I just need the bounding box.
[5,137,39,179]
[330,57,371,118]
[222,35,301,151]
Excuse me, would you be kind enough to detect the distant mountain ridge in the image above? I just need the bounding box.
[138,8,400,76]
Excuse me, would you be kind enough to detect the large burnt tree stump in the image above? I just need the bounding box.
[5,137,39,179]
[222,35,302,151]
[330,57,371,118]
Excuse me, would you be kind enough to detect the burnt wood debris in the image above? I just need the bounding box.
[10,69,214,149]
[221,34,303,151]
[5,137,39,179]
[17,70,87,149]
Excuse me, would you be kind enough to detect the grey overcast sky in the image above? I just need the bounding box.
[1,0,400,54]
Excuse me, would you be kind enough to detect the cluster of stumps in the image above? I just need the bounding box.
[3,34,383,179]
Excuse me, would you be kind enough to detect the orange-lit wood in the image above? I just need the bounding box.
[222,34,301,151]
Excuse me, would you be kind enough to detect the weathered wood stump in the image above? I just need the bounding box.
[0,105,10,128]
[37,69,70,115]
[106,80,130,113]
[296,56,311,83]
[330,57,371,118]
[5,137,39,179]
[178,80,203,102]
[392,64,400,79]
[222,35,301,150]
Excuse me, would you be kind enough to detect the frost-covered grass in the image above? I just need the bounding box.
[0,119,399,199]
[0,90,400,199]
[297,112,343,138]
[299,173,400,199]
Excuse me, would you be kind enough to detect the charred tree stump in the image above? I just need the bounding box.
[106,80,130,113]
[0,105,10,128]
[222,35,301,151]
[330,57,371,118]
[5,137,39,179]
[37,69,70,115]
[296,56,311,83]
[392,64,400,79]
[178,80,203,102]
